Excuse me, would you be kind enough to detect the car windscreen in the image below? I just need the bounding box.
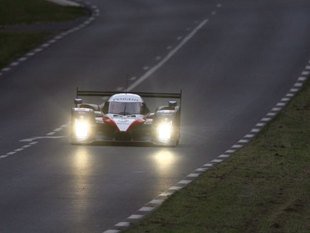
[108,102,142,115]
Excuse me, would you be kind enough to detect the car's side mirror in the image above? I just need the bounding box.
[168,100,177,109]
[74,98,83,107]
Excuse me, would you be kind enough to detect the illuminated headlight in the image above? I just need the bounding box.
[73,118,91,141]
[156,121,173,142]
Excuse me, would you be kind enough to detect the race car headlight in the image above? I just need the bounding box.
[73,118,91,141]
[156,121,173,142]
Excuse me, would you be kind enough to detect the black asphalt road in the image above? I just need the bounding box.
[1,0,310,232]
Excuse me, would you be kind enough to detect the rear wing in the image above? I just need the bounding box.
[76,88,182,100]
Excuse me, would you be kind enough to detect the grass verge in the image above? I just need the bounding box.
[0,0,88,69]
[125,79,310,233]
[0,0,87,25]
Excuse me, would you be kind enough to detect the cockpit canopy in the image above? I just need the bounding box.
[107,93,144,115]
[108,102,142,115]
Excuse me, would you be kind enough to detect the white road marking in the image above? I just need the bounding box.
[203,163,213,167]
[155,56,162,61]
[169,186,182,191]
[103,230,120,233]
[226,149,236,153]
[128,215,143,220]
[272,107,282,111]
[281,98,290,102]
[219,154,230,158]
[18,57,27,62]
[256,122,265,127]
[290,88,299,92]
[266,112,276,117]
[2,67,11,72]
[7,152,16,156]
[149,199,164,205]
[294,82,303,87]
[211,159,223,163]
[115,222,130,227]
[0,155,8,159]
[251,128,261,133]
[298,77,307,81]
[187,173,200,177]
[261,117,271,122]
[26,52,35,57]
[178,180,192,185]
[20,136,64,142]
[276,102,286,107]
[159,192,173,197]
[34,48,43,53]
[11,62,19,66]
[244,134,255,138]
[129,76,137,81]
[286,93,294,97]
[238,139,249,143]
[14,148,24,152]
[301,71,310,76]
[127,18,209,91]
[143,66,150,70]
[196,168,208,172]
[232,144,243,149]
[47,132,56,136]
[139,206,155,212]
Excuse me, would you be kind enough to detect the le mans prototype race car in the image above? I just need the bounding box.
[70,89,182,146]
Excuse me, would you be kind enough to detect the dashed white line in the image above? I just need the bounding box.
[7,152,16,156]
[203,163,213,167]
[244,134,255,138]
[127,18,209,91]
[211,159,223,163]
[219,154,230,158]
[261,117,271,122]
[251,128,261,133]
[139,206,155,212]
[225,149,236,153]
[169,186,182,191]
[187,173,200,178]
[256,122,266,127]
[103,230,120,233]
[2,67,11,72]
[178,180,192,185]
[276,102,286,107]
[196,168,208,172]
[266,112,276,117]
[11,62,19,66]
[272,107,282,111]
[298,77,307,81]
[115,222,130,227]
[290,88,299,92]
[128,215,143,220]
[149,199,164,205]
[159,192,173,197]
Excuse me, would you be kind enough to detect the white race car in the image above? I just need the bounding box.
[71,89,182,146]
